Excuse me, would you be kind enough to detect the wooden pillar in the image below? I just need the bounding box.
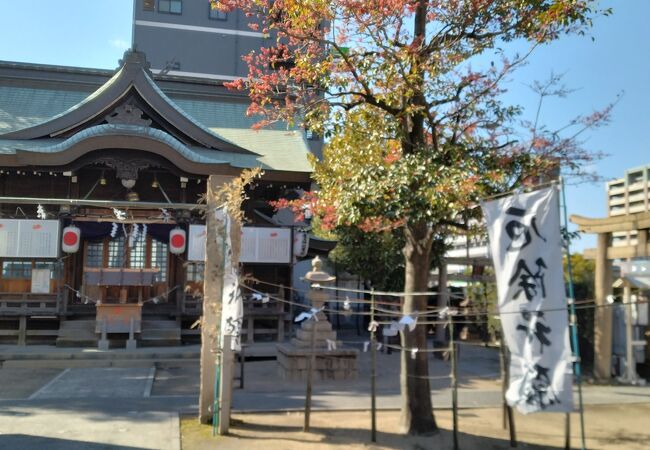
[594,232,613,381]
[436,262,448,343]
[17,315,27,346]
[198,175,230,424]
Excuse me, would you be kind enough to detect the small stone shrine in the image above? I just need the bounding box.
[277,256,358,381]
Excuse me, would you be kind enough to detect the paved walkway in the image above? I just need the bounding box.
[0,341,648,449]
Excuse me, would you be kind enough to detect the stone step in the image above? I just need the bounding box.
[140,328,181,340]
[140,320,181,347]
[57,331,97,340]
[138,338,182,347]
[58,320,96,330]
[141,320,179,329]
[56,338,99,348]
[56,320,98,347]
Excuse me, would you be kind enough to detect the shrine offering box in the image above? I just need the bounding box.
[95,303,142,333]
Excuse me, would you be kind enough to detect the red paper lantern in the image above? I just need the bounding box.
[61,225,81,253]
[169,228,186,254]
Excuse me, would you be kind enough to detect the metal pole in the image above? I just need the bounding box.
[219,335,234,435]
[564,413,571,450]
[498,330,507,430]
[212,353,221,436]
[370,290,377,443]
[304,315,317,432]
[560,178,587,450]
[505,347,517,447]
[450,318,459,450]
[500,322,517,447]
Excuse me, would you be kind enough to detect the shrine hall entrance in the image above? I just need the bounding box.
[68,220,182,315]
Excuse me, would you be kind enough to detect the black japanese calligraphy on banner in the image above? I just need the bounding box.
[217,209,244,352]
[482,187,572,414]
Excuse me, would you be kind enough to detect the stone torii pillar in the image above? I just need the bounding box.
[571,211,650,381]
[594,232,613,381]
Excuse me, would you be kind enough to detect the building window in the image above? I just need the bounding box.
[151,239,169,282]
[86,241,104,268]
[159,0,182,14]
[108,237,126,268]
[209,7,227,20]
[2,262,32,279]
[186,262,204,282]
[143,0,155,11]
[129,238,147,269]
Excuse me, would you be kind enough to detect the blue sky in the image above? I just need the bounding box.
[0,0,647,252]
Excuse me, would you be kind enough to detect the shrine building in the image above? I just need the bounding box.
[0,49,323,347]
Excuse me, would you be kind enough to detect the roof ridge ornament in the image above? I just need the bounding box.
[105,103,152,127]
[117,49,152,75]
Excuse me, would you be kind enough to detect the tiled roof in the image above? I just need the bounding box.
[0,86,90,133]
[210,127,313,172]
[0,60,312,173]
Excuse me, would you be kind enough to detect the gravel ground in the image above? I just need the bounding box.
[181,403,650,450]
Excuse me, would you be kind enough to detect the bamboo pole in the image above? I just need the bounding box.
[499,323,517,447]
[304,315,317,432]
[561,179,587,450]
[219,335,234,435]
[370,290,377,443]
[450,319,459,450]
[564,413,571,450]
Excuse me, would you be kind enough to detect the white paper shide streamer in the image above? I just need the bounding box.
[482,187,572,414]
[217,208,244,351]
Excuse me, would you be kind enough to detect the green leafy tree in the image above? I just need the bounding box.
[564,252,596,367]
[329,226,406,292]
[214,0,611,434]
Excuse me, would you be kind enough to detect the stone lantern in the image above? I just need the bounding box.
[277,256,358,380]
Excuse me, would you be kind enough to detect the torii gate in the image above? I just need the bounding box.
[570,211,650,381]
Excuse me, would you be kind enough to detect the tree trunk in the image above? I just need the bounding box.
[399,221,438,434]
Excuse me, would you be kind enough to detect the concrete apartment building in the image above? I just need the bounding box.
[133,0,268,80]
[607,164,650,247]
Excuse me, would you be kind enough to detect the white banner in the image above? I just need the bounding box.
[482,186,573,414]
[215,209,243,351]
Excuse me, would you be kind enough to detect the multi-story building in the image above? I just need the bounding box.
[133,0,268,81]
[607,164,650,247]
[132,0,323,158]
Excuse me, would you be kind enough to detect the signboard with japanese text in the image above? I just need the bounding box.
[0,219,60,258]
[31,268,51,293]
[187,225,291,264]
[482,187,573,414]
[242,227,291,264]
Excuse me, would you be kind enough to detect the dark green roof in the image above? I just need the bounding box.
[0,86,89,133]
[0,51,312,173]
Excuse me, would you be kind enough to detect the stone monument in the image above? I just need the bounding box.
[277,256,358,380]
